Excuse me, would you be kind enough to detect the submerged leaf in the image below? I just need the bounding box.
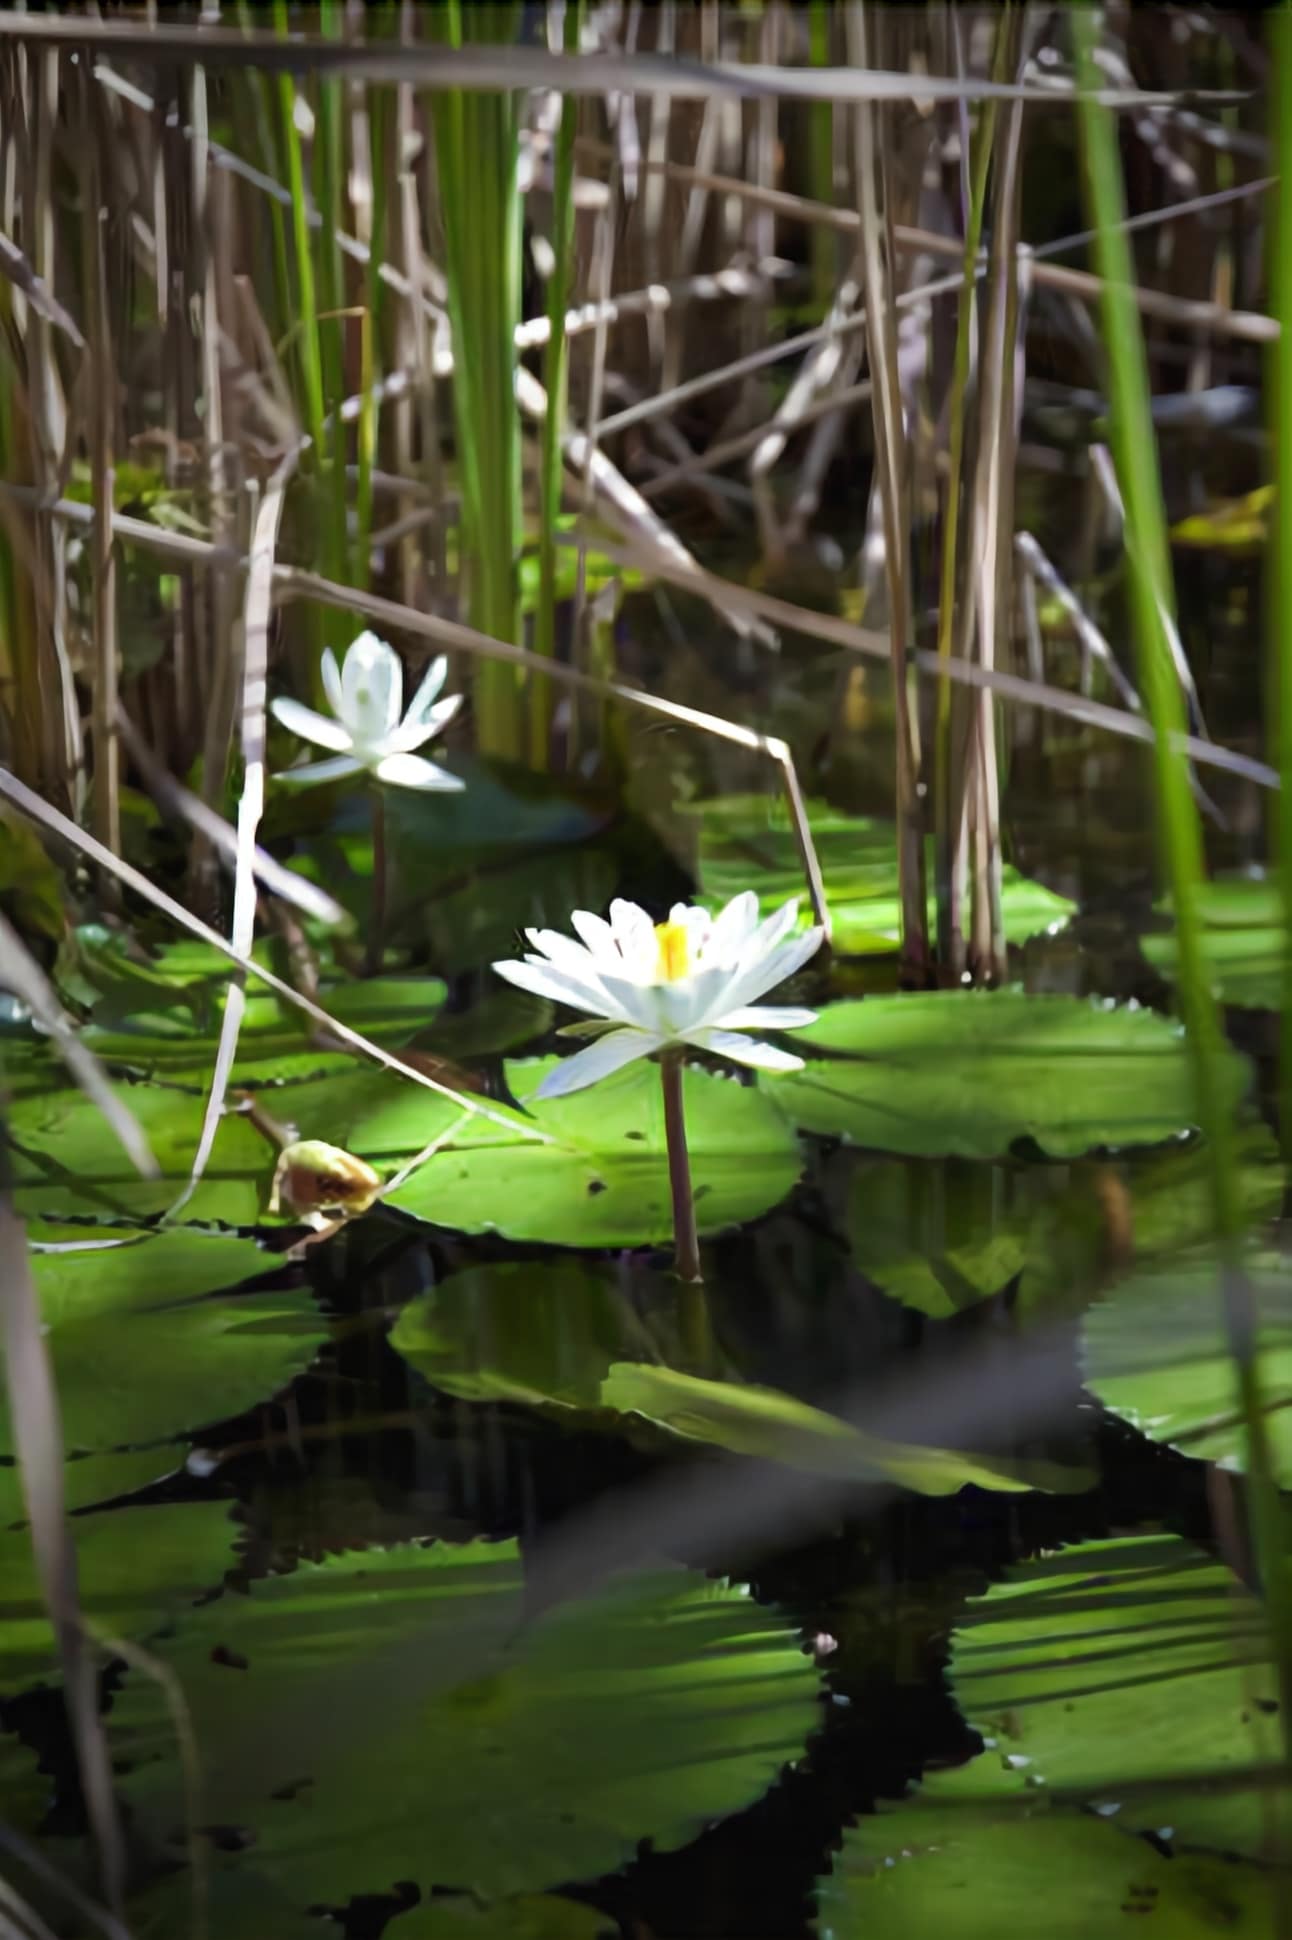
[769,992,1246,1158]
[114,1538,821,1907]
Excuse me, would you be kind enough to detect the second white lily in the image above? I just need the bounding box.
[271,629,464,792]
[493,891,824,1099]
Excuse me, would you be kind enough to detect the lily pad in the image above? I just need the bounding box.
[1141,876,1286,1010]
[0,1498,236,1693]
[1082,1250,1292,1484]
[281,1055,803,1245]
[816,1534,1283,1935]
[83,975,449,1083]
[847,1158,1048,1318]
[1,1230,323,1457]
[113,1538,821,1907]
[389,1894,614,1939]
[9,1082,271,1224]
[686,795,1073,955]
[768,993,1247,1158]
[0,1448,178,1525]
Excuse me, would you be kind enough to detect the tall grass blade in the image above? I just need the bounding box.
[1269,6,1292,1155]
[1074,6,1292,1783]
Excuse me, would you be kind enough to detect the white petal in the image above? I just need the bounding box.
[683,1027,805,1074]
[570,909,617,957]
[379,694,463,755]
[714,1005,818,1030]
[271,696,354,753]
[321,647,344,717]
[493,957,629,1020]
[590,968,676,1032]
[404,655,448,723]
[343,631,403,740]
[531,1027,662,1098]
[607,899,658,978]
[276,753,364,787]
[373,751,464,791]
[704,890,761,961]
[745,897,804,964]
[524,928,609,983]
[717,926,825,1014]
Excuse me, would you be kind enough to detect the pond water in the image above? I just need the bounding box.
[3,495,1287,1937]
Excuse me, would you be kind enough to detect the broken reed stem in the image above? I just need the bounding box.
[659,1050,701,1285]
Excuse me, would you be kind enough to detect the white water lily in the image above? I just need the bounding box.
[271,629,464,791]
[493,892,824,1099]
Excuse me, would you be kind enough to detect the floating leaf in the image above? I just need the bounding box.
[0,1499,235,1693]
[389,1894,614,1940]
[847,1158,1048,1318]
[602,1364,1086,1497]
[282,1055,803,1245]
[686,796,1073,955]
[1083,1250,1292,1484]
[114,1539,821,1907]
[0,1448,176,1524]
[816,1535,1283,1935]
[0,1230,322,1457]
[769,993,1245,1158]
[1142,876,1287,1010]
[10,1082,270,1223]
[83,974,448,1084]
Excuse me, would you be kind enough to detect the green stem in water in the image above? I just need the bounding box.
[659,1050,701,1284]
[368,786,387,976]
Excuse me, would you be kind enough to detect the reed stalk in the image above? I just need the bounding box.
[1269,6,1292,1158]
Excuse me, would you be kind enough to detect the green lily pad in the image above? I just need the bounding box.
[1,1230,323,1457]
[389,1894,614,1939]
[113,1538,821,1906]
[1142,876,1286,1010]
[0,1448,178,1525]
[280,1055,803,1245]
[83,975,449,1083]
[847,1158,1049,1318]
[816,1534,1283,1936]
[1019,1120,1283,1310]
[768,993,1246,1158]
[686,795,1074,955]
[601,1363,1087,1496]
[0,1498,236,1693]
[9,1082,271,1224]
[1082,1250,1292,1484]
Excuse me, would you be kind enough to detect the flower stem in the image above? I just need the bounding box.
[367,787,387,977]
[659,1050,702,1284]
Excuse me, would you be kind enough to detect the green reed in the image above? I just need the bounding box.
[1074,6,1292,1766]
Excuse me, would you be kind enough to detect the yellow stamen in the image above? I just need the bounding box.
[654,920,693,982]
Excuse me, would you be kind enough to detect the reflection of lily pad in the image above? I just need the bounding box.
[1019,1120,1283,1310]
[1142,876,1286,1010]
[848,1158,1047,1318]
[1083,1251,1292,1484]
[114,1538,821,1907]
[281,1055,803,1245]
[817,1534,1283,1935]
[0,1499,235,1693]
[768,993,1245,1158]
[686,795,1073,955]
[390,1266,1071,1493]
[1,1231,323,1457]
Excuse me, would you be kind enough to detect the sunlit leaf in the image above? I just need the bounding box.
[686,796,1073,956]
[769,993,1246,1158]
[114,1538,822,1906]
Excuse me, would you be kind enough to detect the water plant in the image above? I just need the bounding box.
[493,893,824,1277]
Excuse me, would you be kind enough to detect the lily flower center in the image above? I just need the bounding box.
[653,920,694,983]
